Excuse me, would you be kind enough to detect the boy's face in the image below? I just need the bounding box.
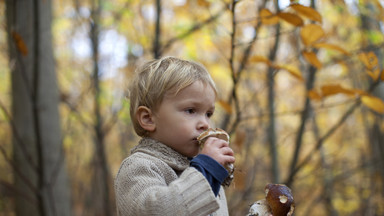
[149,81,216,158]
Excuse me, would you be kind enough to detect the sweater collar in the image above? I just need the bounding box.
[131,137,190,171]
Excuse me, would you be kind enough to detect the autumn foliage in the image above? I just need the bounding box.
[1,0,384,215]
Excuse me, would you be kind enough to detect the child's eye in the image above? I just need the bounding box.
[185,108,196,114]
[206,111,214,118]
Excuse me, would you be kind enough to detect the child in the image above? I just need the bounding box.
[114,56,235,216]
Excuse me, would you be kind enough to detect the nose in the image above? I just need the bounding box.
[197,116,209,131]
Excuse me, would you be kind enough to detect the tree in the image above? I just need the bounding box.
[359,1,384,213]
[89,0,113,215]
[6,0,71,215]
[2,0,384,215]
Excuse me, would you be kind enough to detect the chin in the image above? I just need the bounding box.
[185,150,199,158]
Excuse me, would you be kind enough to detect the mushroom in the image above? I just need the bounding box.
[247,184,294,216]
[197,128,229,146]
[265,184,295,216]
[247,199,271,216]
[197,128,234,186]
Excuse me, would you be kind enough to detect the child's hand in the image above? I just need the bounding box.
[200,137,235,166]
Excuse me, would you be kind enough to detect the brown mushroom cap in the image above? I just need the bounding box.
[197,128,229,146]
[265,184,295,216]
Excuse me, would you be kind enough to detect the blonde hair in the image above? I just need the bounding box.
[128,56,217,137]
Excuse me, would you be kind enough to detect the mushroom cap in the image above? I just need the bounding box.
[197,128,229,146]
[265,184,295,216]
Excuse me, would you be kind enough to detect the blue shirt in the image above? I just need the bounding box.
[190,154,229,196]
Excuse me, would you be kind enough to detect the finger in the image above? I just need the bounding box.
[206,137,229,147]
[220,146,234,156]
[222,155,235,164]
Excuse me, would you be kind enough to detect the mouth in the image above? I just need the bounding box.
[192,138,200,145]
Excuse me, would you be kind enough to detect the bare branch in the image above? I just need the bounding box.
[0,146,39,196]
[221,0,267,133]
[285,77,382,185]
[0,99,38,172]
[159,4,228,55]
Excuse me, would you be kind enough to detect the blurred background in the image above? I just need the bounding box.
[1,0,384,215]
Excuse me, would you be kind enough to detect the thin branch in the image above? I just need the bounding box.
[284,76,382,185]
[0,99,38,172]
[221,0,268,133]
[226,0,240,134]
[0,180,37,206]
[103,108,123,134]
[0,145,39,196]
[60,94,92,131]
[159,4,228,54]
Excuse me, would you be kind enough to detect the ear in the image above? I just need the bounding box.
[136,106,156,132]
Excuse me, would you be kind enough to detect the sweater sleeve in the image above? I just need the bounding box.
[190,154,229,196]
[114,155,219,216]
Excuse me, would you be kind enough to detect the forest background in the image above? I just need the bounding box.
[1,0,384,215]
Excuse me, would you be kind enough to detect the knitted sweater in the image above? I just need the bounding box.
[114,138,229,216]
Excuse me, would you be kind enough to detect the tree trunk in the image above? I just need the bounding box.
[359,1,384,213]
[153,0,162,59]
[287,0,319,188]
[90,0,112,215]
[266,0,281,183]
[6,0,71,215]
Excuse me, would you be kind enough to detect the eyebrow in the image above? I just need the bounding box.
[177,98,215,109]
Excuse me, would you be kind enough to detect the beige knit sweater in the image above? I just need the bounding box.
[114,138,229,216]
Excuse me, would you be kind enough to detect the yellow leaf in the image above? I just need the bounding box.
[358,52,378,69]
[361,95,384,114]
[312,42,350,55]
[308,89,322,100]
[276,12,304,26]
[374,0,384,21]
[321,85,342,97]
[12,31,28,56]
[290,3,322,23]
[310,85,365,100]
[197,0,210,7]
[367,68,381,81]
[250,55,272,66]
[274,64,304,81]
[300,24,325,46]
[302,51,322,68]
[320,84,365,98]
[218,100,232,114]
[259,8,279,25]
